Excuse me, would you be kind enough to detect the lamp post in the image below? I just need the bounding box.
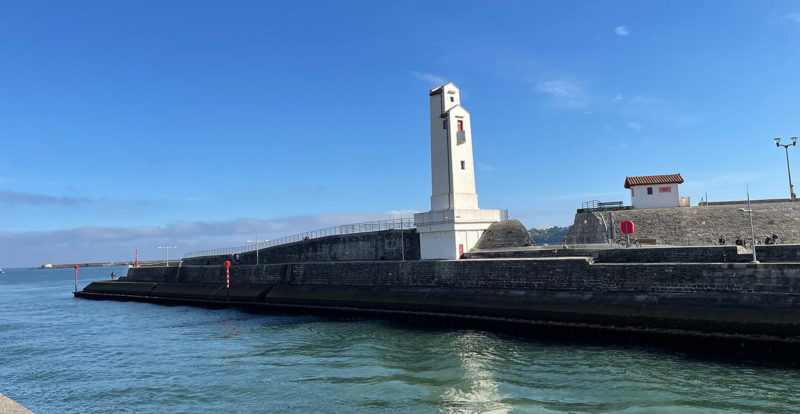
[738,186,758,264]
[774,137,797,201]
[157,244,177,267]
[246,235,268,265]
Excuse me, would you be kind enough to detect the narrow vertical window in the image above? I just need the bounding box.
[457,120,463,131]
[443,120,448,129]
[450,97,454,102]
[460,161,465,170]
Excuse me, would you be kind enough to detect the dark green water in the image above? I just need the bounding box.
[1,267,799,413]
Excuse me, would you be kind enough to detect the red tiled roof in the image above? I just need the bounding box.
[624,174,684,189]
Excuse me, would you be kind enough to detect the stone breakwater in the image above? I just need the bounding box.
[76,244,800,366]
[467,244,800,263]
[565,201,800,246]
[182,229,420,265]
[0,393,32,414]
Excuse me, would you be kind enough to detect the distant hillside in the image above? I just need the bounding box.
[529,226,572,245]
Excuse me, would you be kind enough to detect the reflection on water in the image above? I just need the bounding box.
[440,332,511,414]
[2,267,800,413]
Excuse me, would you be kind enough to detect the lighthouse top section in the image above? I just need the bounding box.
[428,82,479,211]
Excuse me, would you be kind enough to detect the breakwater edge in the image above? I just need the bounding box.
[77,225,800,367]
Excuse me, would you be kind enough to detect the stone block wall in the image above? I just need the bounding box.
[126,258,800,296]
[127,266,179,282]
[466,245,756,263]
[594,246,745,263]
[473,220,531,249]
[181,229,420,265]
[565,201,800,246]
[755,245,800,262]
[563,211,613,244]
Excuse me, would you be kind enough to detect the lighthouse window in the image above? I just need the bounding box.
[460,161,465,170]
[450,97,454,102]
[443,120,448,129]
[457,120,463,131]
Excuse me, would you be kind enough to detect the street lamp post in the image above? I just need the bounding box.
[774,137,798,201]
[157,244,177,267]
[247,235,269,265]
[738,186,758,264]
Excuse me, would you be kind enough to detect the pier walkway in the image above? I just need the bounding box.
[0,393,32,414]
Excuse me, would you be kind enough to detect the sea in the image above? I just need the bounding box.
[1,266,799,414]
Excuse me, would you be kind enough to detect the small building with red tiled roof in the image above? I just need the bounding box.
[624,173,685,209]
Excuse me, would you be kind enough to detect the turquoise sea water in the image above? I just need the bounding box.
[1,266,799,413]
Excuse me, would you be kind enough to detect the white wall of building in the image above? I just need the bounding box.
[631,183,680,209]
[429,86,452,211]
[429,83,478,211]
[415,209,500,259]
[418,229,486,260]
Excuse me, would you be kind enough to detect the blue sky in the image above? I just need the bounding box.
[2,1,800,266]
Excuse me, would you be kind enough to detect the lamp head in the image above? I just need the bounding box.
[775,137,781,147]
[792,137,798,146]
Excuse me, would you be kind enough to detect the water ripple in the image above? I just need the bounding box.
[1,267,798,413]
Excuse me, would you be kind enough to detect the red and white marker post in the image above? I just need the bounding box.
[135,248,139,267]
[74,265,79,293]
[225,260,231,300]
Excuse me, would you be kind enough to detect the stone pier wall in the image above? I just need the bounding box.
[465,245,800,264]
[565,201,800,246]
[182,229,420,265]
[126,259,800,295]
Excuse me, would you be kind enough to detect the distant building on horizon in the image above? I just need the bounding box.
[624,173,688,209]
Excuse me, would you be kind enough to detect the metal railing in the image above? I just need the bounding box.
[500,209,509,221]
[183,218,415,258]
[582,200,600,210]
[581,200,629,212]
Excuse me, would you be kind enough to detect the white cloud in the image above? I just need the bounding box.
[412,71,447,87]
[0,210,418,267]
[614,26,630,36]
[477,162,495,172]
[627,122,642,131]
[615,94,703,129]
[787,13,800,22]
[536,79,588,109]
[0,190,91,206]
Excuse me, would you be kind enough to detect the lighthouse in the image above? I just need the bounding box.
[414,83,501,259]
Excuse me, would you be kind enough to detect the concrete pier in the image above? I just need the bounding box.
[73,227,800,365]
[75,243,800,366]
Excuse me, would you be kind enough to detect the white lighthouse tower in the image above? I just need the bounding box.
[414,83,501,259]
